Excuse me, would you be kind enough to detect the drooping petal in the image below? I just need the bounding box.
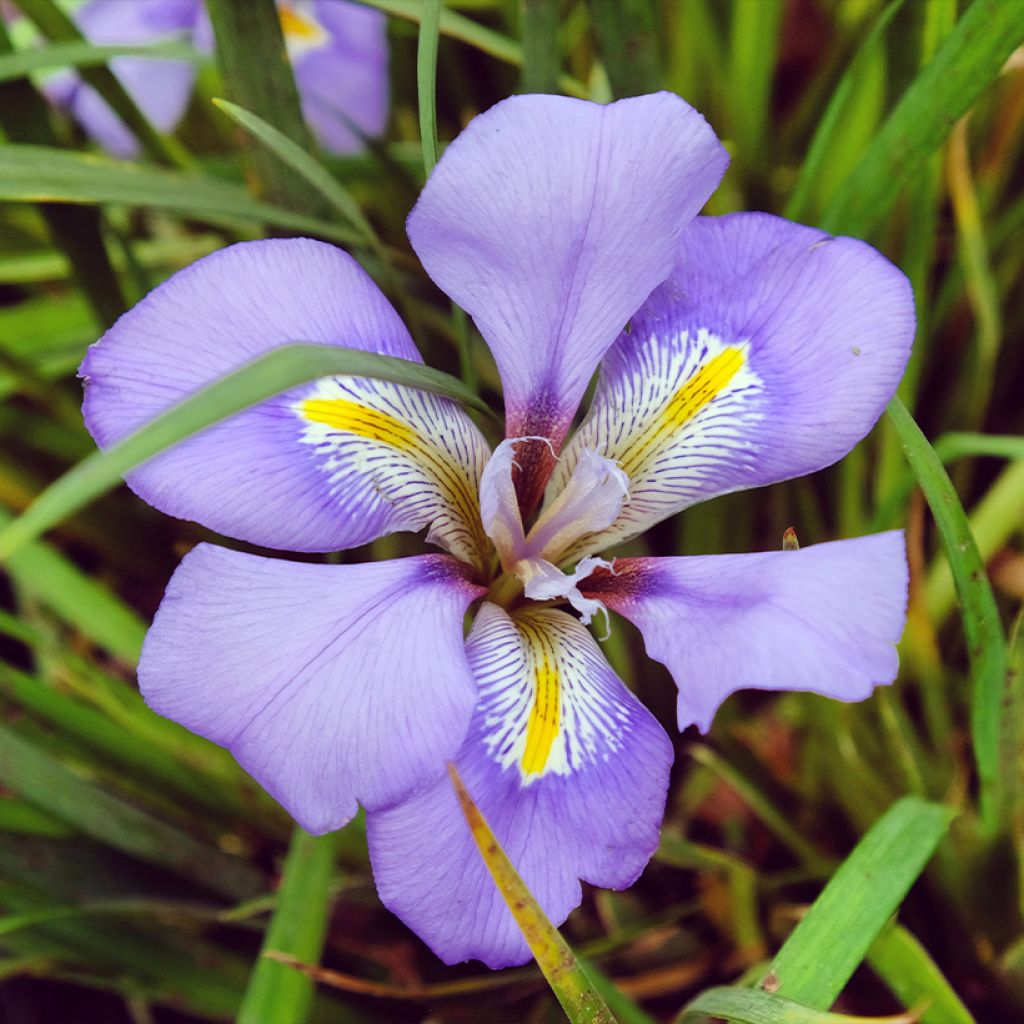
[139,547,485,834]
[407,92,728,451]
[581,532,908,732]
[58,0,201,158]
[81,239,492,565]
[288,1,389,154]
[367,603,672,968]
[555,213,915,559]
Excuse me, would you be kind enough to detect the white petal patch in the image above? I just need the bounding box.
[530,449,629,564]
[517,555,614,630]
[555,328,764,560]
[471,604,630,784]
[294,375,492,569]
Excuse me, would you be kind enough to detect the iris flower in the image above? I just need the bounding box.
[81,93,914,968]
[41,0,388,157]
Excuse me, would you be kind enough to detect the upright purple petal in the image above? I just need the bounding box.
[367,603,672,968]
[407,93,728,455]
[139,548,484,833]
[81,239,492,565]
[555,213,915,559]
[582,533,908,731]
[290,1,389,154]
[60,0,202,157]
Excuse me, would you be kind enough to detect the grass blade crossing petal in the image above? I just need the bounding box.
[447,764,617,1024]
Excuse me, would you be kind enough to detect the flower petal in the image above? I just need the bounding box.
[61,0,201,157]
[81,239,492,564]
[290,1,389,154]
[530,448,628,564]
[479,439,528,570]
[139,547,485,833]
[367,603,672,968]
[555,213,915,559]
[407,92,728,446]
[581,532,908,732]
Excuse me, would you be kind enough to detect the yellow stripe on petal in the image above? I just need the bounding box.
[473,605,631,785]
[621,344,746,477]
[294,378,492,569]
[521,643,560,777]
[301,398,416,451]
[550,331,763,562]
[664,345,745,429]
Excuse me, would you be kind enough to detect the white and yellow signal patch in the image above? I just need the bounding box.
[294,375,491,569]
[552,328,764,560]
[469,604,630,784]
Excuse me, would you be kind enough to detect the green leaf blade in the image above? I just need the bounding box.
[764,796,954,1009]
[238,828,339,1024]
[886,397,1008,833]
[822,0,1024,238]
[0,144,362,245]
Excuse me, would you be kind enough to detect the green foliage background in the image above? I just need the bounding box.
[0,0,1022,1021]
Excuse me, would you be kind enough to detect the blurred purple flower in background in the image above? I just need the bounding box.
[39,0,388,158]
[80,92,915,967]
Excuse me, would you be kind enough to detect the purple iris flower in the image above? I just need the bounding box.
[41,0,388,158]
[80,93,914,968]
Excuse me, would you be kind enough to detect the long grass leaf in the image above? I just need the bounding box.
[761,796,954,1008]
[866,922,976,1024]
[0,21,127,327]
[925,458,1024,623]
[679,986,919,1023]
[886,397,1008,832]
[0,724,264,899]
[821,0,1024,238]
[416,0,442,176]
[590,0,661,98]
[212,98,383,252]
[447,764,616,1024]
[0,508,146,661]
[360,0,588,98]
[0,663,250,821]
[0,144,361,245]
[0,344,492,561]
[0,40,202,82]
[520,0,561,94]
[205,0,322,213]
[728,0,784,157]
[784,0,907,222]
[238,829,342,1024]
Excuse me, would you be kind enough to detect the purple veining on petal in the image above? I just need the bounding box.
[408,92,728,464]
[554,212,915,554]
[140,547,485,834]
[367,603,672,968]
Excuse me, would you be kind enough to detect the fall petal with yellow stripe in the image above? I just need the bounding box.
[366,603,672,969]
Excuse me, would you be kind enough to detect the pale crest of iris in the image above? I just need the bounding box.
[80,90,916,969]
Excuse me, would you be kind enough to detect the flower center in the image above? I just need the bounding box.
[479,439,629,625]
